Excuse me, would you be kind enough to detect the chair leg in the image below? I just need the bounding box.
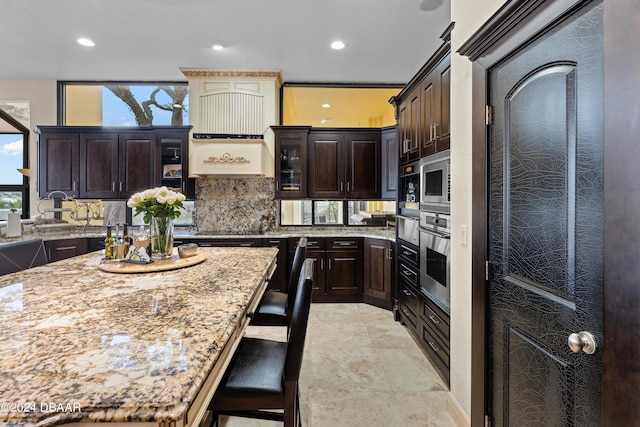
[297,389,302,427]
[284,382,298,427]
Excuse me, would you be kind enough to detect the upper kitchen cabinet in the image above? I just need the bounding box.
[381,126,398,200]
[397,87,421,164]
[272,126,310,198]
[37,130,80,198]
[391,25,452,163]
[79,130,154,199]
[308,128,381,199]
[37,126,192,200]
[155,126,194,199]
[420,54,451,156]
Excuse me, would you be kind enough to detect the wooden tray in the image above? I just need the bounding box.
[98,251,207,274]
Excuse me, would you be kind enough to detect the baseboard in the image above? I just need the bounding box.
[447,392,470,427]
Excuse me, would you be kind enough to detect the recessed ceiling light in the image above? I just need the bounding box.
[322,103,331,108]
[77,38,95,47]
[417,0,444,11]
[211,40,226,50]
[330,41,345,50]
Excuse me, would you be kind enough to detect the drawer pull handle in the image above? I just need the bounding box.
[428,315,440,325]
[336,241,356,246]
[428,341,440,352]
[402,308,411,317]
[402,289,412,297]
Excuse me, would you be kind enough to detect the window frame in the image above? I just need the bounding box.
[0,108,29,219]
[57,81,189,126]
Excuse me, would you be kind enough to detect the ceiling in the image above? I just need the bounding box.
[0,0,451,84]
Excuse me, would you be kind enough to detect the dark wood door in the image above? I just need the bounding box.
[381,126,397,199]
[325,250,363,296]
[421,74,436,157]
[273,126,309,198]
[435,55,450,152]
[345,132,380,199]
[263,238,288,292]
[308,132,344,198]
[488,3,603,426]
[119,132,154,199]
[79,132,119,199]
[364,238,392,302]
[37,131,79,198]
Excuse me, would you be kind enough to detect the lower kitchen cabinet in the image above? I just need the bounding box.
[418,293,450,385]
[44,238,88,262]
[397,238,420,332]
[395,237,450,386]
[363,238,394,310]
[262,238,288,292]
[289,237,364,303]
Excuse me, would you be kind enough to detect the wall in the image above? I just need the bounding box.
[0,80,57,217]
[449,0,506,423]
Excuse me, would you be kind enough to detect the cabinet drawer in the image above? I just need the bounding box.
[399,261,419,288]
[419,317,450,370]
[327,237,363,251]
[197,239,260,247]
[420,294,450,342]
[399,279,419,311]
[301,238,325,250]
[397,241,419,267]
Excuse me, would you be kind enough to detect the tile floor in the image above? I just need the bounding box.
[220,303,456,427]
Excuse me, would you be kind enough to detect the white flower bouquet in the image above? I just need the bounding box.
[127,186,186,224]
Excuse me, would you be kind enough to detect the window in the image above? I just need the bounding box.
[60,82,189,126]
[280,200,394,226]
[0,103,30,219]
[282,85,401,127]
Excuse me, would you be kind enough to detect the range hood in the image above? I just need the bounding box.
[181,69,283,177]
[190,134,268,176]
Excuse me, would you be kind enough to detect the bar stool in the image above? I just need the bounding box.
[0,238,48,276]
[250,237,307,327]
[208,259,314,427]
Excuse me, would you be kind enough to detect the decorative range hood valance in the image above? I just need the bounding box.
[181,68,283,177]
[189,136,267,176]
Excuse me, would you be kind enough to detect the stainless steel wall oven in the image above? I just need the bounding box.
[419,210,451,314]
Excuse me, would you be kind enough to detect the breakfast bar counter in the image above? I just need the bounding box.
[0,247,278,427]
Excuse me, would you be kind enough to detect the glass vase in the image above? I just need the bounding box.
[150,216,174,259]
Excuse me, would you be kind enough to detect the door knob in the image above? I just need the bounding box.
[568,331,597,354]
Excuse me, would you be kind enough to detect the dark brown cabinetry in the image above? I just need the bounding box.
[397,239,421,331]
[37,126,192,200]
[363,238,394,310]
[44,238,88,262]
[397,88,421,165]
[290,237,364,303]
[418,293,450,385]
[380,126,398,200]
[307,129,381,199]
[391,47,451,164]
[79,131,154,199]
[272,126,310,199]
[420,54,451,156]
[262,238,288,292]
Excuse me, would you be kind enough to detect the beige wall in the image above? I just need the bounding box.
[65,85,102,125]
[0,80,57,217]
[449,0,506,423]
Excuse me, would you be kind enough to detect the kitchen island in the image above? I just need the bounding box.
[0,246,278,427]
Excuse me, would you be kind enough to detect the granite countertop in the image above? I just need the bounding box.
[0,226,396,244]
[0,247,278,426]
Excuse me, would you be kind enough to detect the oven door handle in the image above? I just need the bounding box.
[419,227,450,240]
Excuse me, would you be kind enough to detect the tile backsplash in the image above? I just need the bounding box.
[194,177,277,234]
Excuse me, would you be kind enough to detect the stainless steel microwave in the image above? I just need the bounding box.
[419,150,450,212]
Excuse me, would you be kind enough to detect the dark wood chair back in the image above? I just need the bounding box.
[286,237,307,315]
[0,238,48,276]
[284,258,314,382]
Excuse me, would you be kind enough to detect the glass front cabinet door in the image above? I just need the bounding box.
[273,126,310,199]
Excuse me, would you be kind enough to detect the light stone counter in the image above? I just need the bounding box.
[0,247,278,427]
